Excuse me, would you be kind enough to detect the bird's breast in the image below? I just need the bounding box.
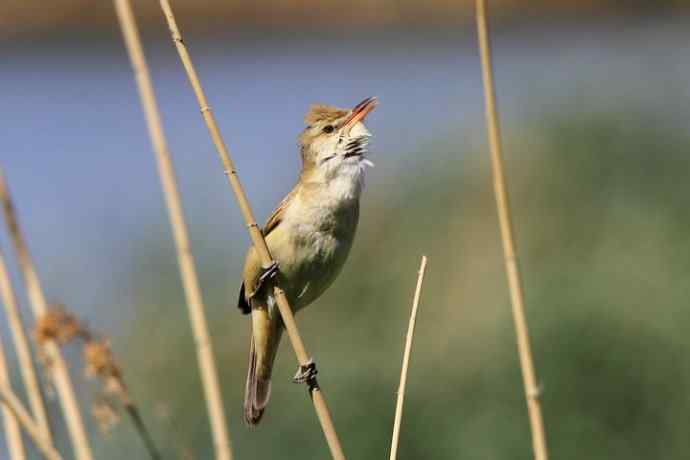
[274,192,360,310]
[285,198,359,254]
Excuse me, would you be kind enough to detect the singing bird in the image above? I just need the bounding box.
[238,97,378,425]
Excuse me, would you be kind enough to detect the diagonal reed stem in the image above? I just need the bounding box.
[0,335,26,460]
[0,170,93,460]
[0,380,62,460]
[474,1,549,459]
[112,1,233,459]
[0,244,52,448]
[389,255,428,460]
[156,1,345,458]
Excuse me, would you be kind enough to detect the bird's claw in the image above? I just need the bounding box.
[293,359,318,385]
[258,261,279,285]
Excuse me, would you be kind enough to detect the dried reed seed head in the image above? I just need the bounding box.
[34,310,61,345]
[83,339,129,402]
[34,305,85,345]
[91,397,120,436]
[83,340,121,380]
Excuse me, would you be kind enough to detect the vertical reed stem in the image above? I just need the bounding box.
[475,2,549,459]
[0,246,52,445]
[0,381,62,460]
[0,338,26,460]
[0,171,93,460]
[112,1,233,459]
[156,2,345,458]
[389,256,428,460]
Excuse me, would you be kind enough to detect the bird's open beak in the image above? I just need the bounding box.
[342,97,378,133]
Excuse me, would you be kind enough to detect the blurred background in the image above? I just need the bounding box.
[2,1,690,458]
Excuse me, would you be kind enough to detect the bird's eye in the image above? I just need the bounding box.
[322,125,335,134]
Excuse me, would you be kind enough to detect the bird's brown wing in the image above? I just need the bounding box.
[238,187,298,314]
[262,187,297,237]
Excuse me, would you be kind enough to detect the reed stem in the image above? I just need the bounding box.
[112,1,233,458]
[475,1,549,459]
[0,337,26,459]
[389,256,428,460]
[157,1,345,458]
[0,170,92,460]
[0,245,52,446]
[0,380,62,460]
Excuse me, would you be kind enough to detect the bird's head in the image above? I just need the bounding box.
[299,97,377,180]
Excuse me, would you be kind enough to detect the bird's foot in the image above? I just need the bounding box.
[293,359,318,386]
[258,261,279,287]
[245,262,279,300]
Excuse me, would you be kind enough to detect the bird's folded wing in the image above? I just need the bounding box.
[240,185,298,312]
[262,187,298,237]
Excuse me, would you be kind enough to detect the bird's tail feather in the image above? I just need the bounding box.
[244,338,272,426]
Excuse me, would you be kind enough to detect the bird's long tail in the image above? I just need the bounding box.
[244,323,282,426]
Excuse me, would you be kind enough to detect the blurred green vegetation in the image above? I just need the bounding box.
[101,107,690,459]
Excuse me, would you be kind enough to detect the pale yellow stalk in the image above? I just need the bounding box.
[475,1,549,459]
[112,1,233,458]
[156,1,345,458]
[0,380,62,460]
[0,246,52,444]
[389,256,428,460]
[0,337,26,460]
[0,171,92,460]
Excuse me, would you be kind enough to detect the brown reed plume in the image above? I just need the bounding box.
[389,256,428,460]
[82,340,160,460]
[0,170,93,460]
[156,1,345,458]
[475,1,549,459]
[0,244,52,446]
[34,306,85,347]
[34,304,160,460]
[112,1,233,458]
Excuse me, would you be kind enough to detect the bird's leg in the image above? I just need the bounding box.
[293,358,318,388]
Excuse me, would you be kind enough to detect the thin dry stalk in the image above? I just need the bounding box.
[0,246,52,444]
[156,1,345,458]
[0,337,26,459]
[0,381,62,460]
[112,1,233,459]
[474,1,549,459]
[389,255,427,460]
[121,403,160,460]
[0,171,93,460]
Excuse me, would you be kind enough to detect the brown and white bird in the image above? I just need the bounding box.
[238,97,378,426]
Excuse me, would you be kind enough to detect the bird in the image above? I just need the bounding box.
[238,97,378,426]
